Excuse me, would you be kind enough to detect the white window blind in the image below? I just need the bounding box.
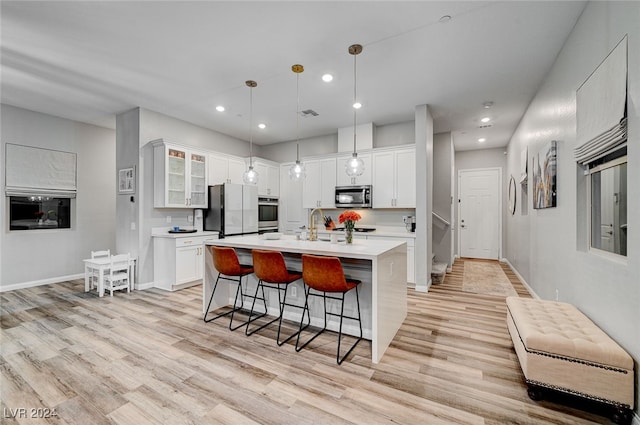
[575,36,627,165]
[5,143,77,197]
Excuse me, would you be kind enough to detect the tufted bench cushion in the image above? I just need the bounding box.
[506,296,634,412]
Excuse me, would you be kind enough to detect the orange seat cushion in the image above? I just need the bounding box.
[252,250,301,283]
[211,246,254,276]
[302,254,360,293]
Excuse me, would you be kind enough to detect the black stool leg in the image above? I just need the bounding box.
[245,279,276,336]
[276,285,310,346]
[204,274,244,323]
[295,287,328,352]
[336,285,363,365]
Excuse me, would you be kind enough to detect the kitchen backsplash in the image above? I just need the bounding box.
[319,208,415,231]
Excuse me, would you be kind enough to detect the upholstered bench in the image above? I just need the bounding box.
[506,296,634,423]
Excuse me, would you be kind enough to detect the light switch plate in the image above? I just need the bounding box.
[166,216,171,223]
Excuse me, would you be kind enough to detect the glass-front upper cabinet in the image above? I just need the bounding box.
[153,140,208,208]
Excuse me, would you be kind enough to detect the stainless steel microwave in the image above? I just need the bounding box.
[335,185,372,208]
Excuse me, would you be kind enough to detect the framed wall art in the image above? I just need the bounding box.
[532,141,557,209]
[118,166,136,194]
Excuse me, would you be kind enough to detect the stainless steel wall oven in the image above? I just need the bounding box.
[258,197,279,233]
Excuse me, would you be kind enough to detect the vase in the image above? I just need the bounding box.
[345,228,353,244]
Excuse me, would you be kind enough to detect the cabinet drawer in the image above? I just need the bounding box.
[175,236,208,248]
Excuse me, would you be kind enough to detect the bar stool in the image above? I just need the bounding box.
[246,250,310,345]
[204,246,263,331]
[296,254,363,365]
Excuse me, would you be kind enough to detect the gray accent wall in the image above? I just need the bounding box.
[504,1,640,412]
[1,104,116,289]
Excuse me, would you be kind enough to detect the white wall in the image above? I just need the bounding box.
[1,104,116,289]
[117,108,252,285]
[504,1,640,413]
[415,105,433,291]
[258,121,414,163]
[433,132,454,267]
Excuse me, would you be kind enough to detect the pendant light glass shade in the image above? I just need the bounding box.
[288,145,306,181]
[288,64,306,181]
[243,80,259,185]
[345,153,365,177]
[345,44,364,177]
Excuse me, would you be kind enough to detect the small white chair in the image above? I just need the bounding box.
[89,249,111,289]
[103,253,131,296]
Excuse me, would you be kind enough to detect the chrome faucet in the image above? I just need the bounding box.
[308,207,324,241]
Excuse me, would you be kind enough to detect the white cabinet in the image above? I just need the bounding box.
[302,158,336,209]
[255,160,280,197]
[153,140,208,208]
[279,163,304,233]
[153,234,218,291]
[208,154,246,185]
[372,147,415,208]
[335,153,372,186]
[367,235,415,284]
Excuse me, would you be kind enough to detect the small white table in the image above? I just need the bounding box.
[83,256,137,297]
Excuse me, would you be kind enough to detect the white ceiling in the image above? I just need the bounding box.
[1,1,586,151]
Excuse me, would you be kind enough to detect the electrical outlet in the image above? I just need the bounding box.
[166,216,171,223]
[187,215,193,223]
[291,286,297,298]
[555,289,559,301]
[130,222,136,230]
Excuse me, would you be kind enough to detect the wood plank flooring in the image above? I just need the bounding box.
[0,258,613,424]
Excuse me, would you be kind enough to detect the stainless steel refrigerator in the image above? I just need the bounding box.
[204,183,258,237]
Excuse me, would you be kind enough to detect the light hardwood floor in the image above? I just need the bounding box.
[0,259,612,424]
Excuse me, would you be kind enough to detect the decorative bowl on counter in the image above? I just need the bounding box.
[263,232,283,240]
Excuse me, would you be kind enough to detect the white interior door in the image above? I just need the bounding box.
[458,168,501,260]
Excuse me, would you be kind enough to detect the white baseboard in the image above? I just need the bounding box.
[503,259,539,299]
[135,281,156,290]
[0,273,85,292]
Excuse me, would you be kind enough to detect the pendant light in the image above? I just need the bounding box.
[288,64,306,181]
[345,43,365,177]
[243,80,259,185]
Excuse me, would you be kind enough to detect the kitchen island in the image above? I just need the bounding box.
[204,235,407,363]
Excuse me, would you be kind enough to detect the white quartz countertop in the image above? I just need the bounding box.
[151,229,219,239]
[205,234,406,260]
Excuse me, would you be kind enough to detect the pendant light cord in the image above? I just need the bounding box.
[249,84,253,167]
[296,70,300,162]
[353,48,357,155]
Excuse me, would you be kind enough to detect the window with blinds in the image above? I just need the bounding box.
[576,36,628,257]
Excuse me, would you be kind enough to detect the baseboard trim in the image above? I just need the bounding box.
[0,273,85,292]
[632,411,640,425]
[503,259,539,299]
[136,282,156,290]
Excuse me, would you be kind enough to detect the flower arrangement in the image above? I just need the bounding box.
[338,210,361,243]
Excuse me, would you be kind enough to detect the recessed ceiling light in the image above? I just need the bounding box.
[215,105,225,112]
[480,117,491,123]
[353,102,362,109]
[258,123,266,129]
[483,101,494,109]
[478,138,486,143]
[439,15,452,23]
[322,73,333,82]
